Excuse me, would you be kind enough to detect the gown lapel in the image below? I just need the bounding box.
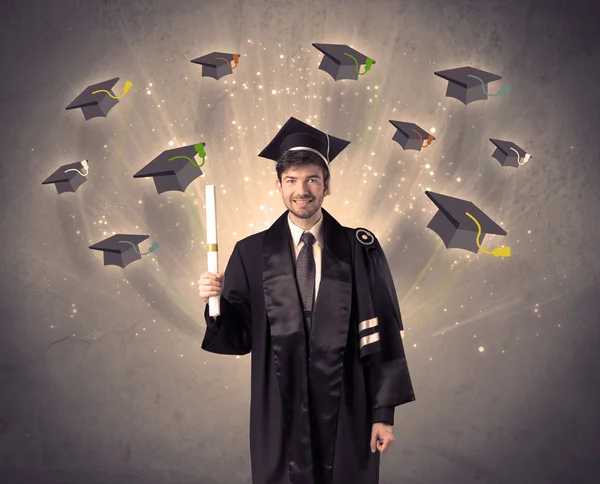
[263,211,315,483]
[262,209,353,484]
[308,209,353,484]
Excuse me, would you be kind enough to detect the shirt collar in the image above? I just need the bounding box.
[288,211,324,248]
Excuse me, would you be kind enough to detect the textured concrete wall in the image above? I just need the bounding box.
[0,0,599,483]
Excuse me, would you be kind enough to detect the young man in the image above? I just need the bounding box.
[198,118,415,484]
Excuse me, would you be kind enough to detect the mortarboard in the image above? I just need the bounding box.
[89,233,159,268]
[42,160,89,194]
[190,52,240,80]
[133,143,206,194]
[434,66,509,105]
[65,78,132,120]
[389,121,436,151]
[489,138,531,167]
[258,117,350,166]
[425,190,511,257]
[312,43,375,81]
[258,117,350,195]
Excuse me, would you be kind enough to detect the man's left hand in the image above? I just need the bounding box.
[370,423,395,454]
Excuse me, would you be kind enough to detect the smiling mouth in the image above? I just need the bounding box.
[294,199,313,205]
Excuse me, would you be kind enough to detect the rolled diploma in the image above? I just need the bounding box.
[205,185,220,316]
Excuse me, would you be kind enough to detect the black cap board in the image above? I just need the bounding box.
[65,78,120,120]
[434,66,507,105]
[425,190,508,254]
[89,234,151,268]
[312,43,375,81]
[190,52,239,80]
[133,143,206,194]
[258,117,350,166]
[490,138,531,167]
[389,120,436,151]
[42,160,89,194]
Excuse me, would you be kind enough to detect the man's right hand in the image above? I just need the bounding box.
[198,271,224,303]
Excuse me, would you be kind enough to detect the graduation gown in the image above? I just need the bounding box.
[201,209,415,484]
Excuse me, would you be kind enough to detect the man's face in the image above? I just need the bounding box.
[277,164,328,220]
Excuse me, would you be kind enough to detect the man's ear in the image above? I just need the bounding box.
[276,179,282,193]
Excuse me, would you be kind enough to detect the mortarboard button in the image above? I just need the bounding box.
[42,160,89,194]
[490,139,531,167]
[190,52,240,80]
[425,190,511,257]
[133,143,206,194]
[312,43,375,81]
[434,66,509,105]
[89,234,159,268]
[389,121,436,151]
[65,78,132,120]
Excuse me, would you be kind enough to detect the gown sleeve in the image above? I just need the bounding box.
[363,238,416,426]
[201,242,252,355]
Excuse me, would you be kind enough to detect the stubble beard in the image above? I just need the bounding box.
[288,195,322,219]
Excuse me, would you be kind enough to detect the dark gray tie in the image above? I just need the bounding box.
[296,232,316,332]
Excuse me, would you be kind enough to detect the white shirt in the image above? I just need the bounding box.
[288,212,324,305]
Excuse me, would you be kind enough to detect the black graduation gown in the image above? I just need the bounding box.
[201,209,415,484]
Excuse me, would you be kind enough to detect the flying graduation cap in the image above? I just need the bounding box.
[89,233,159,268]
[434,66,509,105]
[312,43,375,81]
[190,52,240,80]
[42,160,89,194]
[389,121,436,151]
[425,190,511,257]
[65,77,132,120]
[489,139,531,167]
[133,143,206,194]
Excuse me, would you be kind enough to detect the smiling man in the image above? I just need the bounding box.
[198,117,415,484]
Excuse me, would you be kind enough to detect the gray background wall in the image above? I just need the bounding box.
[0,0,599,483]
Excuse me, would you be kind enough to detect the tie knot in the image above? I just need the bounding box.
[300,232,316,246]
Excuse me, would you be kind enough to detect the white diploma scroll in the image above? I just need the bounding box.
[205,185,220,317]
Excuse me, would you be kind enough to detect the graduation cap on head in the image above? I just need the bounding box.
[258,117,350,194]
[490,138,531,167]
[42,160,89,194]
[89,233,159,268]
[389,121,436,151]
[425,190,511,257]
[133,143,206,194]
[434,66,509,105]
[312,43,375,81]
[190,52,240,80]
[66,78,132,120]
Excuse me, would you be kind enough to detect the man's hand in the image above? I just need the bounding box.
[370,423,395,454]
[198,271,224,303]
